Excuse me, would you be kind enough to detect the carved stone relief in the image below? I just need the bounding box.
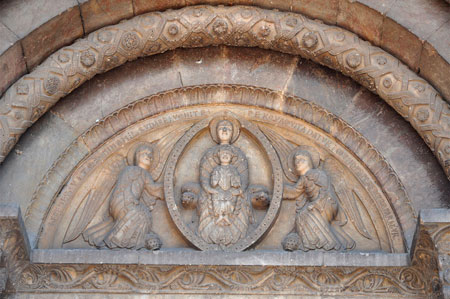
[64,143,164,250]
[0,5,449,180]
[32,85,410,253]
[1,203,445,298]
[165,112,281,251]
[15,263,438,297]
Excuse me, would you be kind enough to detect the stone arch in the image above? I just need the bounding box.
[1,1,449,102]
[0,5,449,179]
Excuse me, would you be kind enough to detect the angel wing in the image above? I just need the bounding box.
[323,158,372,240]
[63,154,126,243]
[258,123,297,182]
[150,122,193,181]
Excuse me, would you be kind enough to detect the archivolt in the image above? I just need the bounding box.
[0,5,448,177]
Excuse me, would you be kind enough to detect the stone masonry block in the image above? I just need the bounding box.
[386,0,449,41]
[291,0,339,25]
[0,0,78,39]
[337,0,383,46]
[0,22,18,54]
[21,6,83,70]
[134,0,185,15]
[80,0,134,34]
[0,42,27,96]
[427,20,450,65]
[419,42,450,103]
[381,17,423,72]
[356,0,397,15]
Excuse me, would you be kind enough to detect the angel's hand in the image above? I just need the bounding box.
[294,176,306,190]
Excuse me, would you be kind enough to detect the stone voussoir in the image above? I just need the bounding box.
[0,5,449,179]
[0,0,449,101]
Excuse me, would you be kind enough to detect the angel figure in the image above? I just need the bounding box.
[258,125,372,252]
[281,146,355,251]
[83,143,164,250]
[63,124,193,250]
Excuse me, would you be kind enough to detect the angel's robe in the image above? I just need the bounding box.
[84,165,163,249]
[285,168,354,251]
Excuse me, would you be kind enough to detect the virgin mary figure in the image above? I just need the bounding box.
[196,117,254,248]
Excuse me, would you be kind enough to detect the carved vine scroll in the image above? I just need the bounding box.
[0,5,448,179]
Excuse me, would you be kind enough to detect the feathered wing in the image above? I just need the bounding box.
[323,159,372,240]
[150,122,194,181]
[63,154,126,243]
[258,123,297,182]
[231,147,249,190]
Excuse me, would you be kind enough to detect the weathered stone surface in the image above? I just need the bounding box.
[0,0,78,39]
[386,0,450,42]
[0,23,18,54]
[133,0,186,15]
[381,17,423,72]
[356,0,396,15]
[0,204,30,296]
[21,6,83,70]
[0,42,26,96]
[427,20,450,66]
[80,0,134,34]
[337,0,383,46]
[291,0,338,24]
[419,42,450,106]
[419,209,450,298]
[0,112,79,228]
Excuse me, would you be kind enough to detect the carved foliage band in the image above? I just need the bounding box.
[17,264,434,297]
[0,5,448,178]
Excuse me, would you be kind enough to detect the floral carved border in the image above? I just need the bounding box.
[2,205,443,297]
[15,264,434,297]
[0,5,448,178]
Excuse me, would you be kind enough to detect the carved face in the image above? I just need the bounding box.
[217,120,233,144]
[294,153,312,176]
[218,150,232,165]
[136,148,153,169]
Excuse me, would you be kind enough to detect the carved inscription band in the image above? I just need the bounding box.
[0,5,449,178]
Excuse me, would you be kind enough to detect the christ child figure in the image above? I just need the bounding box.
[209,146,243,226]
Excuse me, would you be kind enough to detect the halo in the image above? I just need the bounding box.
[126,141,160,169]
[209,116,241,144]
[288,145,321,175]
